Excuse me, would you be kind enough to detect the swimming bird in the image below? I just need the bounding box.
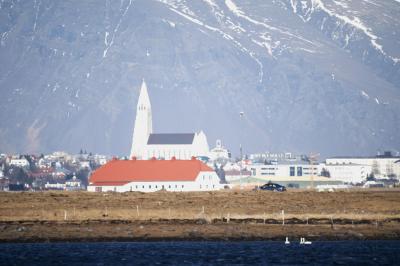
[285,237,290,245]
[300,237,312,245]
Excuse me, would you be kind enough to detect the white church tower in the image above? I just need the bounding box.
[130,80,153,158]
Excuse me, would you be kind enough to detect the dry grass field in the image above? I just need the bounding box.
[0,189,399,241]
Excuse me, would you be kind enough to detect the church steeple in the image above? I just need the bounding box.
[130,80,153,158]
[137,79,151,112]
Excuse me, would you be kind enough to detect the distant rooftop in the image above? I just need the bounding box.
[329,151,400,159]
[147,133,195,145]
[329,155,400,159]
[90,158,213,184]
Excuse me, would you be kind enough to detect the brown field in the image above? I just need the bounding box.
[0,189,400,242]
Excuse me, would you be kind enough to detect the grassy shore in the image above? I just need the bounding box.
[1,189,400,242]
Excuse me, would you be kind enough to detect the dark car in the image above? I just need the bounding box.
[255,182,286,192]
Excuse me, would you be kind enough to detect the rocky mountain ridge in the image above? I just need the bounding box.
[0,0,399,157]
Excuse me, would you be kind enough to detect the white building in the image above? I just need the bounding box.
[9,158,30,168]
[45,182,66,190]
[209,139,230,161]
[250,163,319,179]
[248,162,339,188]
[93,155,108,165]
[51,151,72,161]
[322,163,372,184]
[395,160,400,178]
[326,153,400,179]
[363,180,385,188]
[65,175,83,191]
[38,158,51,168]
[129,80,209,160]
[88,157,222,192]
[80,161,91,169]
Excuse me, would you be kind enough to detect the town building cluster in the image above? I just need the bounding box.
[2,148,399,192]
[245,151,400,188]
[0,151,109,191]
[2,81,399,193]
[87,81,400,193]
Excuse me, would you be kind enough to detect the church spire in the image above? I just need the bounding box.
[137,79,151,111]
[130,79,153,158]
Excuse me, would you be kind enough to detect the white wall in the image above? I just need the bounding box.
[250,164,319,178]
[88,171,222,193]
[143,145,196,160]
[9,159,30,167]
[142,137,209,160]
[324,164,372,184]
[326,158,399,179]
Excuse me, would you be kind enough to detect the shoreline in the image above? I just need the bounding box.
[1,190,400,243]
[1,218,399,243]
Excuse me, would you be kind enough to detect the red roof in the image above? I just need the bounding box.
[90,158,213,185]
[91,181,129,186]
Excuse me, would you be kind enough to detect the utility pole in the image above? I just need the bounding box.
[239,111,244,189]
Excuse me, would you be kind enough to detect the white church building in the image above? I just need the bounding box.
[130,80,210,160]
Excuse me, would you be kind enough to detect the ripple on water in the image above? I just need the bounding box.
[0,241,399,265]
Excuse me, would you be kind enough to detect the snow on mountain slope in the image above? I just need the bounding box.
[286,0,400,81]
[0,0,399,157]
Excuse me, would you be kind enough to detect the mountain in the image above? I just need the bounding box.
[0,0,399,158]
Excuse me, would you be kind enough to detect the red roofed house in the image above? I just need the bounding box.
[88,157,222,192]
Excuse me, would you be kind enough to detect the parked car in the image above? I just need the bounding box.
[254,182,286,192]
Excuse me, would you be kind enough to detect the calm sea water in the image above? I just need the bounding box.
[0,241,399,265]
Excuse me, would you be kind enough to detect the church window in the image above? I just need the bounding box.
[200,185,202,189]
[181,185,184,188]
[149,185,151,189]
[175,185,177,188]
[136,185,138,189]
[142,185,145,189]
[168,185,171,189]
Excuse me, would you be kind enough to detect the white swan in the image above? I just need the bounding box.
[300,237,312,245]
[285,237,290,245]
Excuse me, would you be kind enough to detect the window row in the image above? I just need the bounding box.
[129,184,185,190]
